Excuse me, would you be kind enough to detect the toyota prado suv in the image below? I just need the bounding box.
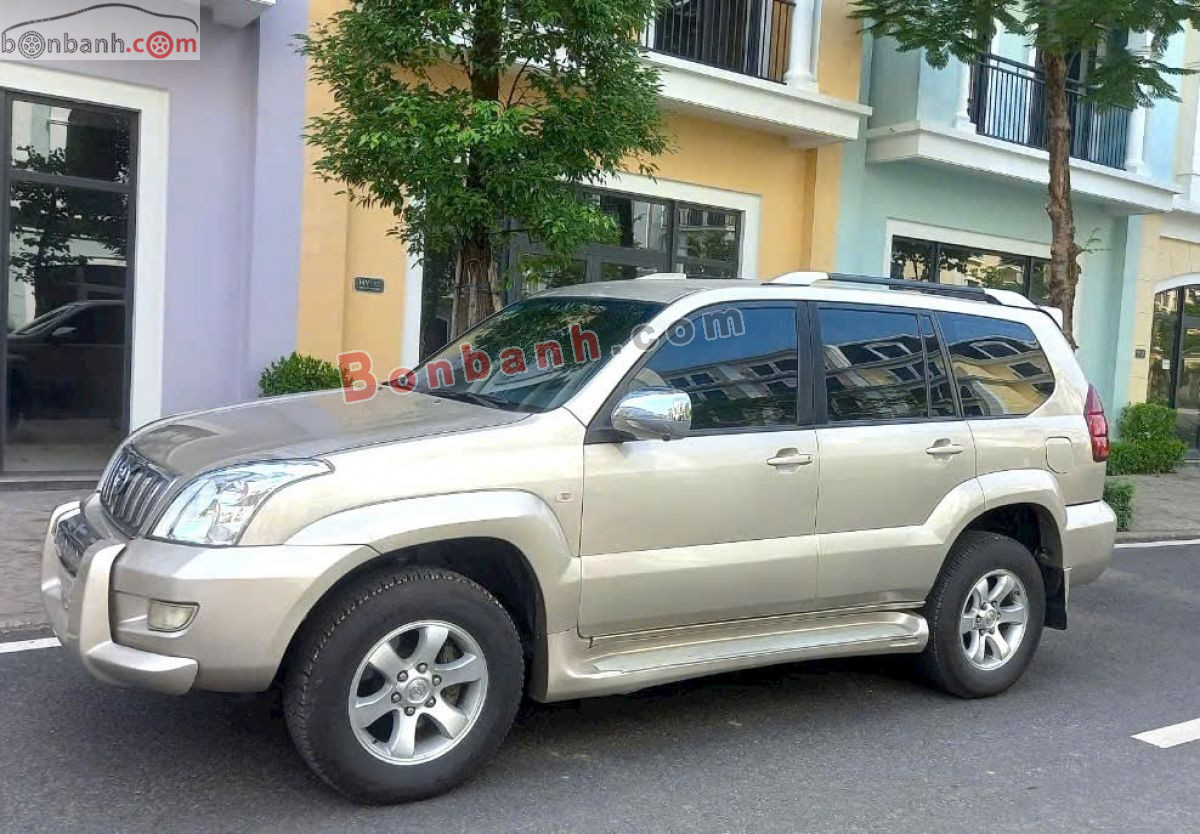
[43,273,1115,803]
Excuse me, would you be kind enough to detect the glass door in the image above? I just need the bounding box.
[1,94,136,473]
[1147,286,1200,456]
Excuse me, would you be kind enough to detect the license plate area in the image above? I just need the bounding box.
[54,512,98,577]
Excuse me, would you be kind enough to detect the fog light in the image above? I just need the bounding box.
[147,600,198,633]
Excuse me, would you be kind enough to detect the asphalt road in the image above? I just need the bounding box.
[1,544,1198,833]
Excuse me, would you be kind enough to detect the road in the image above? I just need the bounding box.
[1,544,1198,833]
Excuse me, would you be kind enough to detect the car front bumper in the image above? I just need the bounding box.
[42,499,378,695]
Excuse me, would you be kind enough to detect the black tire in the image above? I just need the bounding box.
[284,567,524,804]
[917,531,1046,699]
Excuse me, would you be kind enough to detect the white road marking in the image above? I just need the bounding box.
[1133,718,1200,749]
[0,637,61,654]
[1116,538,1200,550]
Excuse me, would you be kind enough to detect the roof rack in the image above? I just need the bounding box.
[768,271,1000,304]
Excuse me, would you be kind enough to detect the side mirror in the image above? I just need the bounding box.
[610,387,692,441]
[49,326,77,343]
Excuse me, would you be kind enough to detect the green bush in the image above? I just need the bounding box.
[1106,402,1186,476]
[259,352,345,397]
[1103,479,1134,532]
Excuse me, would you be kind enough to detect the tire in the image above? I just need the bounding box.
[284,567,524,804]
[917,531,1045,699]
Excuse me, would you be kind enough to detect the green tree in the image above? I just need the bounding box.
[301,0,670,337]
[851,0,1200,345]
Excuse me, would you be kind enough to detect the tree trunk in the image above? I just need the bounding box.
[451,229,500,338]
[1041,52,1082,348]
[450,0,504,338]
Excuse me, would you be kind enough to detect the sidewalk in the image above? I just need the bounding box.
[1,469,1196,634]
[1114,465,1200,542]
[0,489,88,634]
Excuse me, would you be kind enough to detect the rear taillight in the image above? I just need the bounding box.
[1084,385,1109,462]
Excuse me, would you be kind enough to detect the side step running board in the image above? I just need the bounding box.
[540,611,929,701]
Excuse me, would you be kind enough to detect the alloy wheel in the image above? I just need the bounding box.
[959,569,1029,671]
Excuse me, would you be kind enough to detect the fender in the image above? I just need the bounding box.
[285,490,581,635]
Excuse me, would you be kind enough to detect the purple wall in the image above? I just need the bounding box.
[39,6,307,416]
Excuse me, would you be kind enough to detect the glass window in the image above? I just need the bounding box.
[675,204,740,277]
[818,307,928,422]
[592,192,670,251]
[938,312,1054,417]
[891,235,1051,302]
[10,100,132,183]
[890,237,937,282]
[938,244,1026,294]
[632,305,798,431]
[414,297,663,413]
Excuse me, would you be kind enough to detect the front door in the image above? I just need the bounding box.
[1,94,135,473]
[578,302,820,637]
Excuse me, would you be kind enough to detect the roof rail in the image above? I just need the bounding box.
[768,271,1000,304]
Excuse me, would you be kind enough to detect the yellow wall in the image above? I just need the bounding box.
[1127,214,1200,404]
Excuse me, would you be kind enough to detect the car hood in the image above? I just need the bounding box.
[129,389,530,478]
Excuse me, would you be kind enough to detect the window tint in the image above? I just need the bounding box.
[633,305,798,431]
[819,308,928,422]
[938,312,1054,417]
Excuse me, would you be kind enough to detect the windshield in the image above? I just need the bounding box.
[410,296,663,412]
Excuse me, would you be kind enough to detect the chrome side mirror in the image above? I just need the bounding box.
[610,387,692,441]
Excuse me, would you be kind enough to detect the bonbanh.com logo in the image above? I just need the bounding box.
[0,1,200,61]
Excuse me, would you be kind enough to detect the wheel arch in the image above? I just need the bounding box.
[275,491,579,697]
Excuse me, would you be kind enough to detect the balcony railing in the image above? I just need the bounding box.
[968,53,1130,170]
[642,0,795,84]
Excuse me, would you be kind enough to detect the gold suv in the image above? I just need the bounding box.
[43,273,1115,803]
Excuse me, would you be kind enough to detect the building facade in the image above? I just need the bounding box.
[294,0,870,374]
[835,26,1186,423]
[0,0,305,476]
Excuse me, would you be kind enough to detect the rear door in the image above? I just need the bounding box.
[812,304,977,608]
[578,301,821,636]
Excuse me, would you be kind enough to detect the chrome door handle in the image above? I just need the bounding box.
[925,441,965,457]
[767,452,814,468]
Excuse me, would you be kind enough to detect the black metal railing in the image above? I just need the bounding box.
[642,0,795,84]
[969,53,1131,170]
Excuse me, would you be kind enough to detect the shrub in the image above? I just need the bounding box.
[1106,402,1186,476]
[259,352,345,397]
[1103,479,1134,532]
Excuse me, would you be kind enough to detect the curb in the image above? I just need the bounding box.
[1115,530,1200,544]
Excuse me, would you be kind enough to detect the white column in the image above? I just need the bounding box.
[1125,31,1151,176]
[783,0,819,90]
[953,58,976,132]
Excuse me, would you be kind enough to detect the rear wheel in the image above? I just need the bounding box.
[918,531,1045,698]
[284,567,524,803]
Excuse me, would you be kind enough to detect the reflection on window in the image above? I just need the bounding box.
[890,236,1050,303]
[518,254,587,294]
[819,308,928,422]
[634,305,798,431]
[591,192,669,251]
[10,100,132,183]
[938,312,1054,417]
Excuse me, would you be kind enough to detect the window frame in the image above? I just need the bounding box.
[809,301,966,428]
[585,300,809,444]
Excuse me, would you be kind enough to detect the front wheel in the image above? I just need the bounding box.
[284,567,524,803]
[918,531,1045,698]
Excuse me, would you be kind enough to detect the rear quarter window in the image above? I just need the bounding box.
[937,312,1055,417]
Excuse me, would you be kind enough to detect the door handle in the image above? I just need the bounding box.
[925,440,965,457]
[767,451,814,468]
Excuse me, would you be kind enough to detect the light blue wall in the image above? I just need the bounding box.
[838,34,1146,409]
[1144,31,1186,182]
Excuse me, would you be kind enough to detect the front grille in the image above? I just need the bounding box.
[100,446,174,535]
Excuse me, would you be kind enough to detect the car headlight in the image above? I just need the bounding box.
[152,460,331,546]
